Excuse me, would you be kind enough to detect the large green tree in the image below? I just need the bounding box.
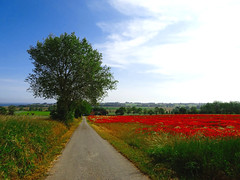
[26,32,117,123]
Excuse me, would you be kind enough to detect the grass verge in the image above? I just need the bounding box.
[89,122,176,179]
[0,115,81,180]
[89,120,240,180]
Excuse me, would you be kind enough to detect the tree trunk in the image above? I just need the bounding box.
[56,97,75,125]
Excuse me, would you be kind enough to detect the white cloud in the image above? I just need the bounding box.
[98,0,240,102]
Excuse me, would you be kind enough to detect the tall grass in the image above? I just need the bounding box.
[90,121,240,179]
[0,115,80,179]
[148,136,240,179]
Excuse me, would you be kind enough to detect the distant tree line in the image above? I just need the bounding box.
[115,106,168,115]
[100,102,203,108]
[171,106,198,114]
[3,101,239,117]
[16,103,55,111]
[114,102,240,115]
[172,101,240,114]
[200,101,240,114]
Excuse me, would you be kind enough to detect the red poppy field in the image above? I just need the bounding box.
[89,114,240,138]
[89,114,240,179]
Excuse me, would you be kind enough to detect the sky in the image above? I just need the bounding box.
[1,0,240,104]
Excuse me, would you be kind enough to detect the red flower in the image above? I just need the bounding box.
[88,114,240,138]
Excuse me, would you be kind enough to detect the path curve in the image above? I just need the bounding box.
[46,117,149,180]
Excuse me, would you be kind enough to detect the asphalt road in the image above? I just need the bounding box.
[46,117,149,180]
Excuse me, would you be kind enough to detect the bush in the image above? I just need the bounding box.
[0,107,7,115]
[8,105,16,115]
[92,107,108,115]
[115,107,126,115]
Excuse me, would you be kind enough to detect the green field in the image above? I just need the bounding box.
[15,111,50,116]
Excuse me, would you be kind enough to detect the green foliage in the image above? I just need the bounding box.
[8,105,16,115]
[148,137,240,179]
[143,108,148,115]
[148,109,154,115]
[112,106,165,116]
[115,107,126,115]
[0,116,69,179]
[126,107,132,114]
[122,106,141,115]
[159,107,165,114]
[172,101,240,114]
[92,107,108,115]
[172,106,188,114]
[53,98,75,124]
[189,106,198,114]
[137,108,142,114]
[200,101,240,114]
[154,107,165,114]
[75,100,92,117]
[0,107,7,115]
[131,106,137,114]
[26,32,117,123]
[179,106,187,114]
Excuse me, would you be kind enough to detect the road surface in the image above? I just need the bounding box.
[46,117,149,180]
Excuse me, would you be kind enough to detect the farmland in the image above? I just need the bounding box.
[89,115,240,179]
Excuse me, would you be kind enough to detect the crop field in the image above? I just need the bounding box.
[89,115,240,179]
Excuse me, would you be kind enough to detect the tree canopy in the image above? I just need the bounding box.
[26,32,117,123]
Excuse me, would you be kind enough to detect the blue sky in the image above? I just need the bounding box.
[1,0,240,103]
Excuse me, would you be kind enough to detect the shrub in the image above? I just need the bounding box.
[0,107,7,115]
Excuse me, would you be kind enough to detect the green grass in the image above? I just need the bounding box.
[90,121,240,180]
[89,122,172,179]
[148,136,240,179]
[15,111,50,116]
[0,115,81,179]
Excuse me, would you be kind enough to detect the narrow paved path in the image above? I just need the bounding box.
[46,117,149,180]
